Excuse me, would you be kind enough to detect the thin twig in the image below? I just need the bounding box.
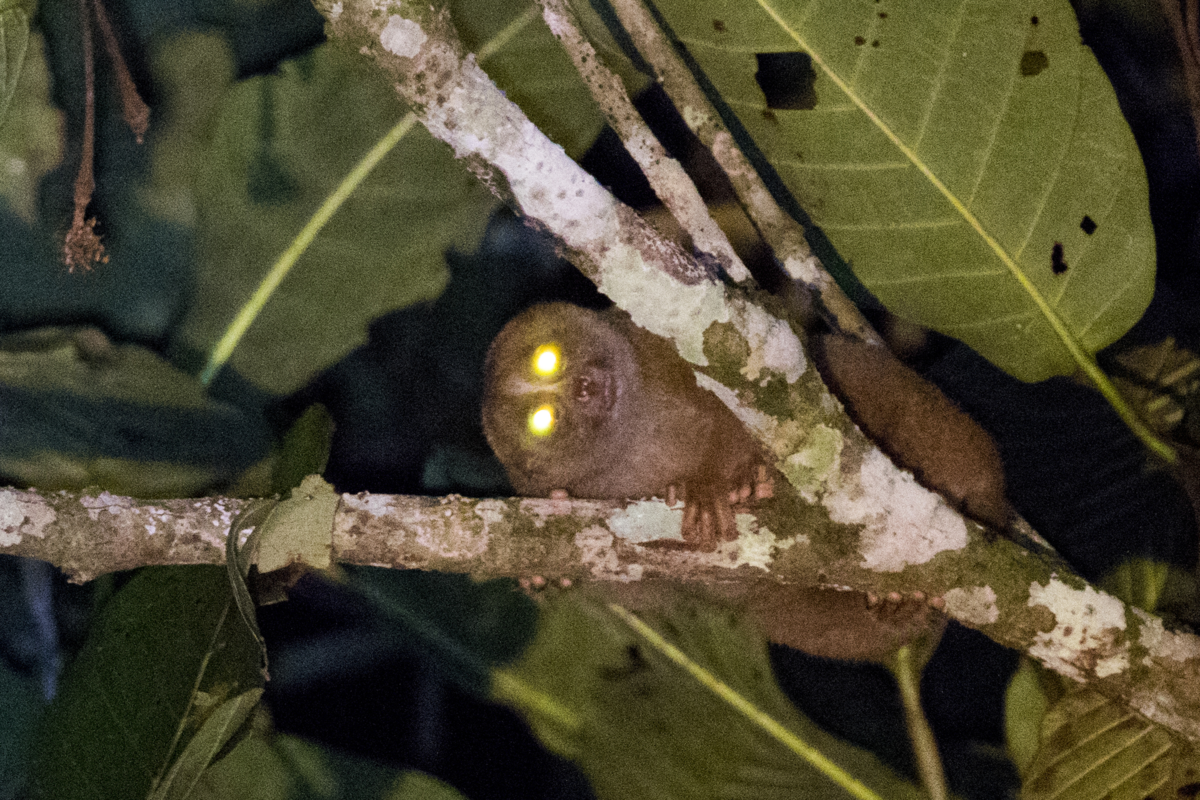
[64,0,107,271]
[1160,0,1200,163]
[90,0,150,143]
[605,0,880,345]
[538,0,750,283]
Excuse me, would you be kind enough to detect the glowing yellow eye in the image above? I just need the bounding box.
[528,405,555,436]
[532,344,560,377]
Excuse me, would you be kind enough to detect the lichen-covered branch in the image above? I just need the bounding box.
[4,483,1200,742]
[537,0,750,283]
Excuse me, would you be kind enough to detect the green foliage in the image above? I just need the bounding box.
[0,0,32,123]
[31,567,264,799]
[386,771,470,800]
[0,327,266,495]
[0,26,58,223]
[497,592,929,800]
[651,0,1154,384]
[346,567,538,696]
[148,688,264,800]
[147,33,496,396]
[255,475,339,573]
[0,656,41,799]
[1021,686,1198,799]
[1008,562,1200,798]
[272,404,335,496]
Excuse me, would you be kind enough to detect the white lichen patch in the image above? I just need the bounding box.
[80,491,132,521]
[140,505,172,537]
[598,255,728,366]
[944,586,999,626]
[576,525,644,582]
[342,493,396,517]
[0,489,55,546]
[379,15,426,58]
[782,253,821,283]
[826,449,968,571]
[608,500,683,543]
[681,105,712,131]
[729,301,805,383]
[1027,577,1129,679]
[732,514,791,569]
[1131,606,1200,664]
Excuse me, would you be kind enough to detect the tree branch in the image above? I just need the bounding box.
[5,483,1200,742]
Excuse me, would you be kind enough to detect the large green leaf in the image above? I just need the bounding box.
[1022,685,1197,799]
[0,26,60,223]
[651,0,1153,383]
[148,34,496,395]
[0,327,268,496]
[496,592,927,800]
[0,0,31,124]
[31,567,264,800]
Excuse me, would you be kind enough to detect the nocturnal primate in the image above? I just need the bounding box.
[482,301,1011,550]
[481,302,769,550]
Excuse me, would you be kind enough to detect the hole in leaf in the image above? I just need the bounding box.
[755,52,817,110]
[1031,15,1039,25]
[871,39,881,47]
[713,19,726,32]
[1051,242,1068,274]
[1020,50,1049,76]
[855,35,866,46]
[1081,215,1097,235]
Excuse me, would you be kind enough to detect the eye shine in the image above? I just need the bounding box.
[528,405,555,436]
[482,302,771,552]
[532,344,560,377]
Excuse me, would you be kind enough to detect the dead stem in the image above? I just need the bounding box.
[91,0,149,143]
[64,0,106,272]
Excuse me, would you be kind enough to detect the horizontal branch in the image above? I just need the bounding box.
[4,483,1200,743]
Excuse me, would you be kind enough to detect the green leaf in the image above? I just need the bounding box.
[148,689,264,800]
[148,34,496,395]
[1022,685,1197,799]
[451,0,646,159]
[272,403,335,495]
[1005,658,1049,775]
[31,567,264,800]
[190,727,292,800]
[651,0,1153,384]
[0,0,32,124]
[0,327,267,496]
[0,25,60,223]
[496,592,927,800]
[387,771,469,800]
[256,474,338,573]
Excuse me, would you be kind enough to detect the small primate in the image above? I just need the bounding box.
[483,302,1010,537]
[481,302,770,550]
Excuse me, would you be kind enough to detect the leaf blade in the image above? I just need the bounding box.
[654,0,1154,384]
